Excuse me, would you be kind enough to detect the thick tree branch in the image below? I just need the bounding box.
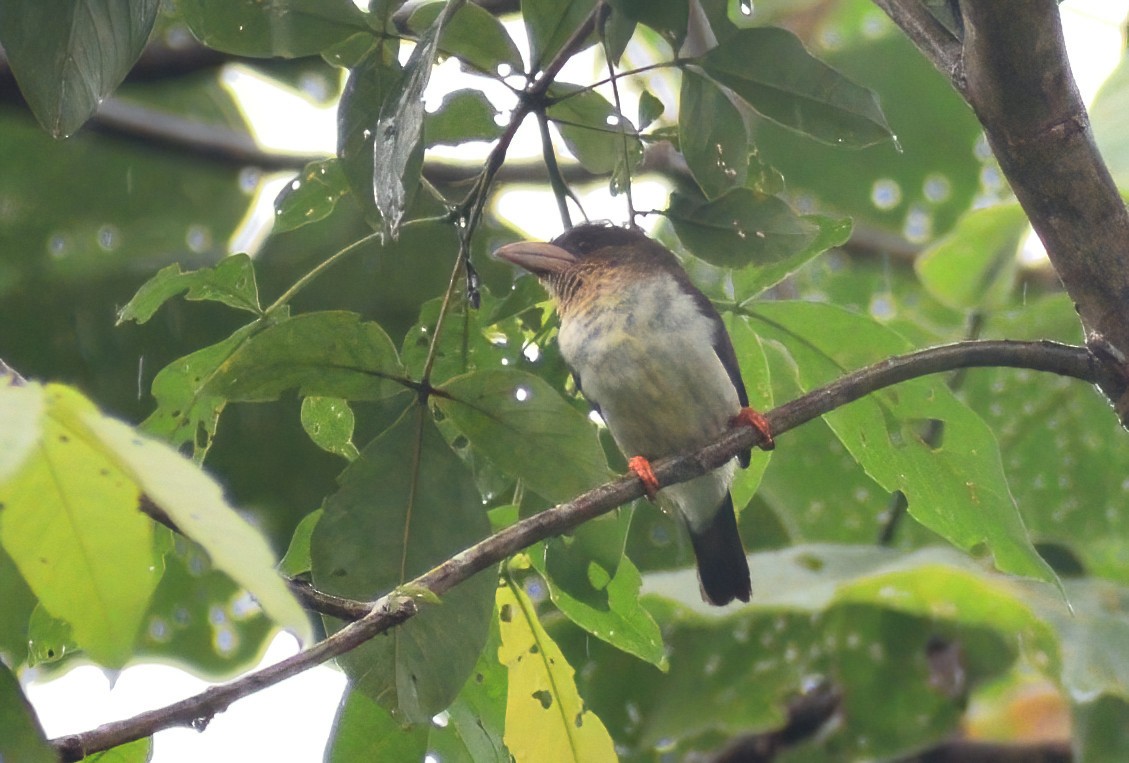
[50,339,1110,759]
[874,0,1129,417]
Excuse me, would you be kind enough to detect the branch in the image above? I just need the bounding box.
[870,0,963,89]
[874,0,1129,416]
[50,338,1111,759]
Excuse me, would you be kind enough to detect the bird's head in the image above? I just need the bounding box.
[492,223,684,316]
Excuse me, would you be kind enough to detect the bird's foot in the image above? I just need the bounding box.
[734,407,775,450]
[628,456,660,500]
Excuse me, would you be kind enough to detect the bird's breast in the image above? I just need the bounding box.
[557,275,739,460]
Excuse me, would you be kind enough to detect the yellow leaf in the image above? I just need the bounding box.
[497,581,617,763]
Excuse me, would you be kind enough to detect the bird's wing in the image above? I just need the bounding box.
[571,371,604,419]
[710,319,752,469]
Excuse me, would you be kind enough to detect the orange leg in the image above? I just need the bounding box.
[628,455,660,500]
[733,407,775,450]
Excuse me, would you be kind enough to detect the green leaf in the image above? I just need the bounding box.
[1091,52,1129,190]
[637,88,665,130]
[0,661,54,763]
[279,509,322,578]
[141,323,259,458]
[135,533,277,678]
[205,311,406,402]
[311,406,494,723]
[0,545,36,665]
[301,397,360,461]
[424,89,503,147]
[178,0,371,58]
[273,158,351,234]
[608,0,688,48]
[0,384,161,666]
[0,0,160,137]
[679,67,749,199]
[338,42,403,228]
[752,7,982,241]
[748,301,1057,585]
[68,389,313,644]
[668,188,851,285]
[429,612,510,762]
[723,315,773,510]
[402,1,525,74]
[326,688,429,762]
[577,545,1047,759]
[497,580,617,761]
[963,295,1129,582]
[523,0,598,71]
[436,369,612,504]
[547,83,644,175]
[532,509,668,668]
[27,604,75,666]
[701,26,893,148]
[373,8,446,237]
[84,737,153,763]
[730,212,853,301]
[117,254,261,325]
[915,203,1026,311]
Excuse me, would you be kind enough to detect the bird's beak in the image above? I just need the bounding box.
[492,241,577,277]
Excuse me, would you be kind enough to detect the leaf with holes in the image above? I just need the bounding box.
[117,254,261,325]
[301,397,360,461]
[747,301,1056,586]
[574,545,1051,760]
[497,580,617,762]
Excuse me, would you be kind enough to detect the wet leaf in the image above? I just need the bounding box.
[548,83,643,175]
[669,189,851,289]
[0,0,160,137]
[273,158,351,234]
[372,8,447,237]
[679,67,749,199]
[301,397,360,461]
[701,26,893,148]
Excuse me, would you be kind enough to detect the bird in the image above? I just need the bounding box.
[493,222,774,605]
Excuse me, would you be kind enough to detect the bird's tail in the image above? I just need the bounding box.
[686,491,752,606]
